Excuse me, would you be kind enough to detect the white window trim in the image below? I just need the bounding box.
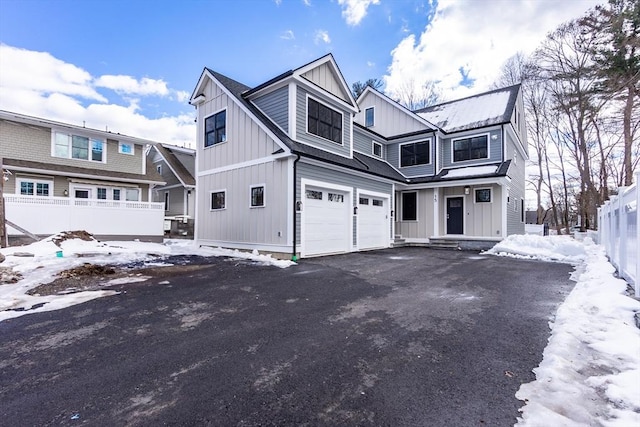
[249,184,266,208]
[365,106,375,127]
[210,189,227,211]
[451,132,491,164]
[16,178,54,197]
[305,94,344,146]
[118,141,135,155]
[203,108,228,149]
[401,191,418,222]
[69,183,139,201]
[50,130,107,164]
[156,164,162,174]
[398,139,432,168]
[372,141,383,158]
[474,187,492,204]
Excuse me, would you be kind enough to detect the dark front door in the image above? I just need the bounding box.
[447,197,464,234]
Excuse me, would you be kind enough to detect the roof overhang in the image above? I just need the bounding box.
[5,163,166,186]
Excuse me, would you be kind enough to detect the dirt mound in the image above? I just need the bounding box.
[52,230,96,247]
[59,263,116,279]
[0,266,22,284]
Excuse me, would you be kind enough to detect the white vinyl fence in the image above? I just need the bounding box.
[5,195,165,240]
[598,173,639,297]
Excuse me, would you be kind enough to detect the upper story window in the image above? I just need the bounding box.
[307,98,342,144]
[205,110,227,147]
[372,141,382,158]
[118,142,134,155]
[453,134,488,162]
[365,107,374,127]
[400,140,430,167]
[53,132,105,163]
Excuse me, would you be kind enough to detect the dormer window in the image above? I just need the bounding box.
[365,107,374,127]
[307,98,342,144]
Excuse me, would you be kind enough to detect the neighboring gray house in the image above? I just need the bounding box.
[149,143,196,237]
[0,110,166,243]
[189,54,527,259]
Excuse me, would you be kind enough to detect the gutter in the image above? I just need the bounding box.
[292,153,301,261]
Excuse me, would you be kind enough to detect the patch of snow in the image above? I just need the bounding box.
[444,165,498,178]
[106,276,151,285]
[0,235,295,322]
[485,235,640,426]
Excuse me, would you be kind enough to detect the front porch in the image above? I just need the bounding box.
[4,195,165,244]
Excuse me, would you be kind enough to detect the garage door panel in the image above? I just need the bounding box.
[304,186,350,256]
[358,195,389,250]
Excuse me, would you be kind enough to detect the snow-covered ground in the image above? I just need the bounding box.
[0,234,294,322]
[1,233,638,425]
[486,235,640,426]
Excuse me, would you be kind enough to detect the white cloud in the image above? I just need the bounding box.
[281,30,295,40]
[302,0,311,6]
[314,30,331,45]
[338,0,380,26]
[94,75,169,96]
[383,0,603,102]
[0,44,195,147]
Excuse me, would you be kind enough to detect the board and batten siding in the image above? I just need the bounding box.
[295,87,352,157]
[395,188,434,239]
[387,135,436,177]
[354,91,430,138]
[301,62,351,103]
[505,133,526,235]
[198,79,282,173]
[352,129,385,159]
[0,119,145,174]
[197,159,290,247]
[438,185,503,237]
[253,86,289,133]
[441,128,502,169]
[295,161,393,246]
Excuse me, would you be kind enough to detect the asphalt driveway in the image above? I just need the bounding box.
[0,247,575,426]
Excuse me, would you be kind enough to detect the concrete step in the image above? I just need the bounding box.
[428,239,460,250]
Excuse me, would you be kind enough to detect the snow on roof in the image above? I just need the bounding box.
[443,165,498,178]
[416,88,514,133]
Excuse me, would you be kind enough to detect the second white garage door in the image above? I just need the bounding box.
[357,194,389,250]
[303,185,350,257]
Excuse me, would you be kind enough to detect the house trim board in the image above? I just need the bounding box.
[7,164,163,185]
[197,239,292,254]
[197,153,291,177]
[286,157,294,247]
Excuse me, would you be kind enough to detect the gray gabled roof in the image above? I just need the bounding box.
[153,143,195,187]
[414,84,520,133]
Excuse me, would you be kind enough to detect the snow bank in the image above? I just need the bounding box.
[0,234,294,322]
[487,235,640,426]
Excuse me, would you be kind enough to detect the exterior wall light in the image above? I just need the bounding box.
[464,186,470,195]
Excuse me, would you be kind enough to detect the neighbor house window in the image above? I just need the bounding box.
[53,132,105,162]
[307,98,342,144]
[521,199,525,222]
[372,141,382,158]
[125,188,140,201]
[97,188,107,200]
[156,164,162,174]
[365,107,374,127]
[402,192,417,221]
[453,135,488,162]
[164,192,170,211]
[250,186,264,207]
[113,189,121,200]
[205,110,227,147]
[475,188,491,203]
[211,191,226,210]
[119,142,134,155]
[17,179,52,197]
[400,140,430,167]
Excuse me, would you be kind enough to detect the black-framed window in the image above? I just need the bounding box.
[373,141,382,157]
[211,191,226,210]
[400,141,430,167]
[402,192,417,221]
[453,135,488,162]
[475,188,491,203]
[307,98,342,144]
[359,197,369,205]
[97,188,107,200]
[365,107,374,127]
[205,110,227,147]
[251,186,264,207]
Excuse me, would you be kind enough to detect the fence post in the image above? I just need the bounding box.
[619,189,627,281]
[636,173,640,297]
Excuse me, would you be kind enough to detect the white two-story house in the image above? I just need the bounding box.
[189,54,527,259]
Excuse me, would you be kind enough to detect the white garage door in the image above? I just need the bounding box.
[358,195,389,250]
[303,186,350,256]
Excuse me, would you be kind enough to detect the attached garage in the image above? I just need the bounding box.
[302,183,351,257]
[357,191,390,250]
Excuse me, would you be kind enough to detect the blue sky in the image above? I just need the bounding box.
[0,0,601,147]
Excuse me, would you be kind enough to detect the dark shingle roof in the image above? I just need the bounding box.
[153,143,195,187]
[4,158,165,184]
[414,84,520,133]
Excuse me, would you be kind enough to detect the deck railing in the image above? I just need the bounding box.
[598,173,639,297]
